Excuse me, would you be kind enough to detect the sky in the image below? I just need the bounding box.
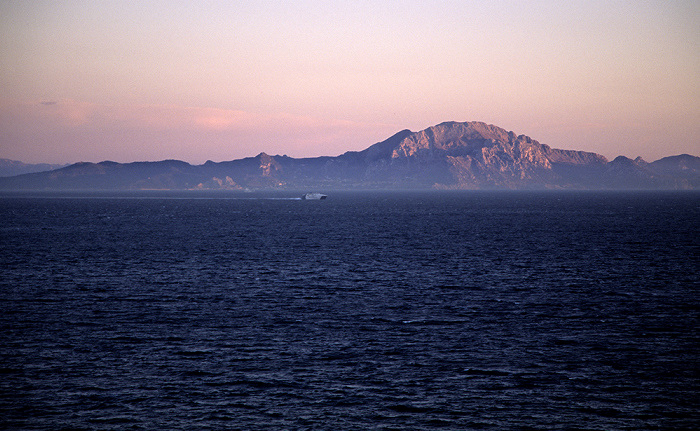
[1,0,698,164]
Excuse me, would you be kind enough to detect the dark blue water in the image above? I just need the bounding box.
[1,191,699,430]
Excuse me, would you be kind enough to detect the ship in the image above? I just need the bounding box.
[301,193,327,200]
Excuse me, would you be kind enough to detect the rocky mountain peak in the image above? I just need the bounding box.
[257,152,282,177]
[391,121,513,158]
[388,121,555,173]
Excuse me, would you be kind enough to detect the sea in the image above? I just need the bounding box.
[1,190,698,430]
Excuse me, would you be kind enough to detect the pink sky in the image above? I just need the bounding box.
[1,1,698,164]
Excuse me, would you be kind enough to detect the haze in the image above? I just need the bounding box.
[1,0,698,164]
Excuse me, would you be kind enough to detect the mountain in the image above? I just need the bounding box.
[649,154,700,188]
[0,159,68,177]
[1,121,698,190]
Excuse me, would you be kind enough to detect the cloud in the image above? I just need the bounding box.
[16,100,389,134]
[0,99,399,163]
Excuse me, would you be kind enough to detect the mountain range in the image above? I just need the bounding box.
[1,121,698,190]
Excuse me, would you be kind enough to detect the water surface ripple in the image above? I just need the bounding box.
[1,191,698,430]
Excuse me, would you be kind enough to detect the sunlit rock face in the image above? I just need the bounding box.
[375,121,607,188]
[257,152,282,177]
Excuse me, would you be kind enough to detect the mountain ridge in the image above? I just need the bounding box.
[1,121,698,190]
